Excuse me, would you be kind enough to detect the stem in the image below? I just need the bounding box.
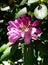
[24,43,35,65]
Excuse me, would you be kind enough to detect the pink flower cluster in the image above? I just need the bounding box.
[7,15,41,44]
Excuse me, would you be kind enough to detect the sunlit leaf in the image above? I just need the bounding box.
[27,0,39,5]
[16,7,27,18]
[0,43,18,61]
[20,0,27,6]
[0,43,11,52]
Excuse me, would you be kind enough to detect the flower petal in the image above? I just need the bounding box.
[7,29,21,44]
[24,37,30,44]
[8,20,20,28]
[21,31,24,37]
[21,15,27,25]
[32,20,40,26]
[24,31,31,44]
[21,15,32,25]
[36,28,41,34]
[31,28,36,34]
[32,34,37,40]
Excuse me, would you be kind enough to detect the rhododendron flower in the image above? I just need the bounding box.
[7,15,41,44]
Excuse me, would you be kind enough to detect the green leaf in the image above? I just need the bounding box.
[27,0,39,5]
[0,43,11,52]
[20,0,27,6]
[24,44,36,65]
[0,43,18,61]
[43,0,48,3]
[35,40,48,56]
[16,7,27,18]
[0,47,12,61]
[42,56,48,65]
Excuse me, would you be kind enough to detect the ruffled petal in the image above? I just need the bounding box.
[8,20,20,28]
[7,29,21,44]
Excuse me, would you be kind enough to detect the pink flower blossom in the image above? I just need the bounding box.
[7,15,41,44]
